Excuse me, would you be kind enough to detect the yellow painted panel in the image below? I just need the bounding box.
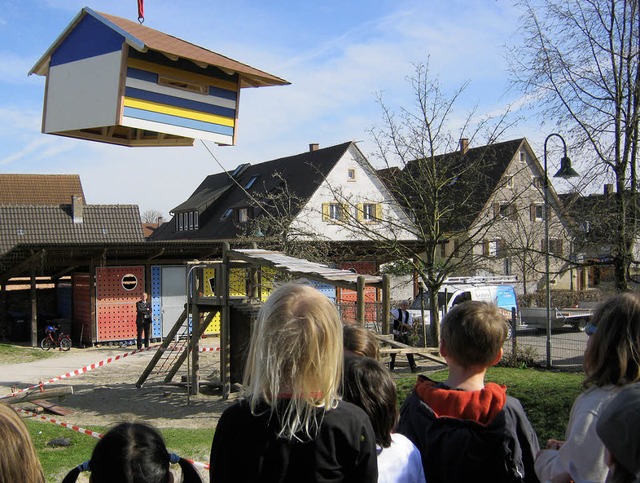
[124,98,235,126]
[203,311,221,334]
[230,269,246,296]
[128,57,239,92]
[260,267,276,301]
[203,268,216,296]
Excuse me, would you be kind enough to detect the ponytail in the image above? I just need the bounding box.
[176,456,203,483]
[61,461,90,483]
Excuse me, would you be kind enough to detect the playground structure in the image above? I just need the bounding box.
[135,245,446,399]
[136,244,390,399]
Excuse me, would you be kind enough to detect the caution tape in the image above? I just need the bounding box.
[17,408,103,439]
[17,408,211,470]
[0,345,157,399]
[199,347,220,352]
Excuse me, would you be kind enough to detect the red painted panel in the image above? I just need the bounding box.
[96,266,144,342]
[73,272,92,343]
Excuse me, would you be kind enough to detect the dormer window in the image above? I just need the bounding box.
[236,207,252,223]
[175,210,200,231]
[245,175,259,189]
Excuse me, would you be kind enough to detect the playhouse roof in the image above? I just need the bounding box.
[29,7,289,89]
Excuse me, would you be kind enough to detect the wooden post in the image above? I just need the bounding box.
[356,275,365,326]
[221,242,231,399]
[30,259,38,347]
[190,302,200,395]
[0,282,6,340]
[382,274,391,335]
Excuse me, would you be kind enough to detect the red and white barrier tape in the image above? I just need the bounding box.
[199,347,220,352]
[17,408,211,470]
[1,345,157,399]
[17,408,103,439]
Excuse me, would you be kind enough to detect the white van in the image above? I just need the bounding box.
[408,276,519,325]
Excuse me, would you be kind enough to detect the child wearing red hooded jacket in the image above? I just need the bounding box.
[397,301,540,483]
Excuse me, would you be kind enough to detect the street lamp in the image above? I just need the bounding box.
[543,133,579,367]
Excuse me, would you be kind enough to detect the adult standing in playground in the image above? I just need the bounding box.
[390,300,418,373]
[136,292,152,349]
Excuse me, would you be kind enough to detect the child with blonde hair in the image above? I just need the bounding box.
[209,283,378,482]
[0,404,44,483]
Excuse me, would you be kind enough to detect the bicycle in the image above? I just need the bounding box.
[40,325,72,351]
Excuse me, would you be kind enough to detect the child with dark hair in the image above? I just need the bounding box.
[596,383,640,483]
[343,322,380,359]
[343,356,425,483]
[397,300,539,482]
[536,293,640,483]
[62,421,202,483]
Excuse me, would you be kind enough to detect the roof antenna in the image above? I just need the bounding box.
[137,0,144,24]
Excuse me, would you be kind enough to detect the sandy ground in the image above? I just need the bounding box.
[0,337,234,430]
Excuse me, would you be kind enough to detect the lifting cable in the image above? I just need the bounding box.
[137,0,144,24]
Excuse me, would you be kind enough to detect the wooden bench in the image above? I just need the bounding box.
[375,334,447,366]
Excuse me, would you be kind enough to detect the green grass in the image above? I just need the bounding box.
[0,342,61,364]
[396,367,584,444]
[27,367,583,481]
[26,419,214,483]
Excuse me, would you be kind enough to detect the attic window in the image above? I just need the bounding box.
[245,175,259,189]
[236,207,252,223]
[158,75,209,95]
[519,151,526,163]
[347,169,356,181]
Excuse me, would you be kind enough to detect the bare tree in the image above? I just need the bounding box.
[334,62,516,345]
[141,209,164,224]
[509,0,640,291]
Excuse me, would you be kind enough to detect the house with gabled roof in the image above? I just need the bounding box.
[151,141,415,246]
[384,138,582,295]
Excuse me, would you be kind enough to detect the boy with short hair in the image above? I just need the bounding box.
[397,300,540,483]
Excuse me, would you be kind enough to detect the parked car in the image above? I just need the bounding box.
[408,278,519,328]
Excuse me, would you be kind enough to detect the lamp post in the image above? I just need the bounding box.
[543,133,579,367]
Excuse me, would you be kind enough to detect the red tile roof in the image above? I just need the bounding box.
[0,174,85,205]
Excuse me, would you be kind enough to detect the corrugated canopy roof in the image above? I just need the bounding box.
[30,7,289,89]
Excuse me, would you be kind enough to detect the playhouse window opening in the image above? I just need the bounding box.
[158,75,209,95]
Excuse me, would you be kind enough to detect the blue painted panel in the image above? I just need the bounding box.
[56,282,73,319]
[127,67,158,83]
[123,106,234,135]
[305,279,336,302]
[209,86,238,101]
[151,266,162,338]
[125,86,236,118]
[51,15,123,67]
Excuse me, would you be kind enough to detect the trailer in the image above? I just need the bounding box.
[519,307,593,331]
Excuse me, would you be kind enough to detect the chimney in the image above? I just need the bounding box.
[72,195,83,224]
[604,183,614,195]
[157,216,163,226]
[309,143,319,152]
[459,138,469,154]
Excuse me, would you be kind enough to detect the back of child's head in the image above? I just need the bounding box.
[343,356,397,448]
[343,322,380,359]
[243,283,343,439]
[440,301,508,368]
[596,383,640,483]
[583,292,640,389]
[0,404,44,483]
[61,422,202,483]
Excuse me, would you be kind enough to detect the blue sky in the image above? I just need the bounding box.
[0,0,539,218]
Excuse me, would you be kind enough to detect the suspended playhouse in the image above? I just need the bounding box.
[29,7,289,147]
